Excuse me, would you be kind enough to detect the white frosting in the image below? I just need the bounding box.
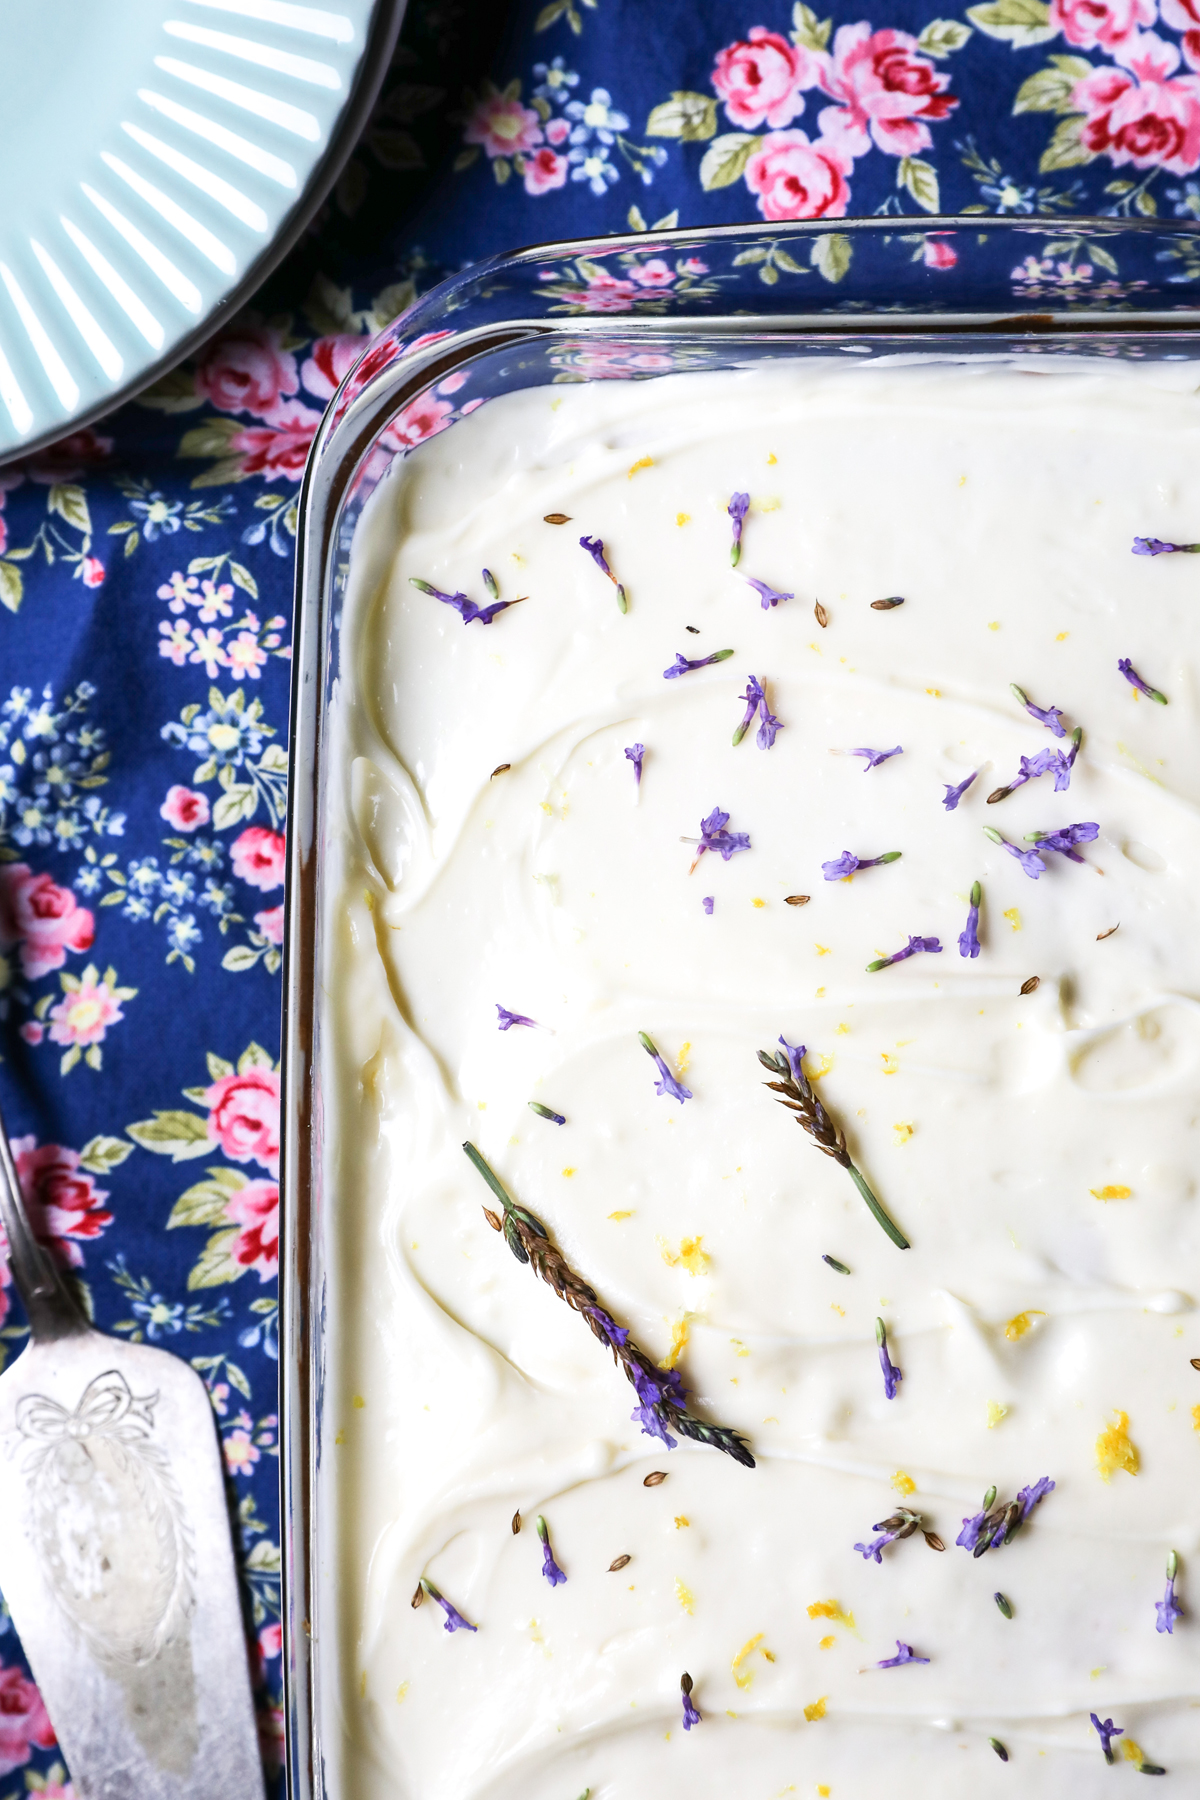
[322,358,1200,1799]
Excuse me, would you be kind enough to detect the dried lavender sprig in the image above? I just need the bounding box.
[1119,657,1167,704]
[463,1143,754,1467]
[1133,536,1200,555]
[956,1477,1055,1557]
[854,1508,922,1562]
[758,1038,910,1250]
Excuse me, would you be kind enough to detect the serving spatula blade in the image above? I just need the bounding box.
[0,1113,265,1800]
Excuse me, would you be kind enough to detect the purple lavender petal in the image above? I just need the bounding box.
[823,851,860,881]
[1118,656,1168,703]
[855,1533,896,1563]
[876,1319,903,1400]
[777,1036,807,1086]
[877,1641,929,1668]
[1024,700,1066,737]
[1038,822,1098,863]
[541,1542,567,1586]
[497,1005,539,1031]
[426,1587,477,1634]
[755,690,782,750]
[682,1690,702,1731]
[956,1510,986,1552]
[625,742,644,786]
[702,896,714,915]
[586,1306,630,1350]
[870,935,943,970]
[1156,1576,1182,1634]
[959,893,981,960]
[728,491,750,543]
[848,746,903,770]
[580,534,612,578]
[744,577,793,610]
[1133,536,1200,555]
[698,805,751,861]
[990,832,1046,879]
[1090,1715,1124,1764]
[734,676,764,745]
[1015,1477,1055,1522]
[651,1050,693,1104]
[942,769,979,811]
[664,650,732,680]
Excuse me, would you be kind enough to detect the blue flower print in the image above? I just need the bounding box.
[977,176,1037,214]
[533,56,579,106]
[1167,180,1200,218]
[128,491,184,541]
[566,87,629,147]
[569,145,620,194]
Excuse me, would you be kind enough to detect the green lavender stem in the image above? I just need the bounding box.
[847,1165,910,1252]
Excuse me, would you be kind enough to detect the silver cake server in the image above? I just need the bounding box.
[0,1099,265,1800]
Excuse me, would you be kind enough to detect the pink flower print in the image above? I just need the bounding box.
[300,333,363,403]
[24,427,112,484]
[1051,0,1156,47]
[523,146,570,194]
[193,316,299,420]
[27,1766,74,1799]
[158,619,193,666]
[436,372,468,396]
[196,578,234,623]
[0,864,94,980]
[1164,0,1200,60]
[161,785,210,831]
[225,632,268,680]
[712,26,821,129]
[381,392,455,452]
[223,1428,260,1474]
[80,556,105,588]
[48,967,129,1052]
[818,24,958,158]
[11,1136,113,1270]
[158,571,200,614]
[230,400,321,482]
[254,904,285,945]
[19,1021,43,1046]
[680,256,710,274]
[546,116,570,145]
[204,1066,281,1175]
[0,1660,56,1776]
[231,826,286,892]
[225,1178,279,1279]
[189,627,227,677]
[1075,30,1200,172]
[259,1623,283,1660]
[923,235,958,268]
[463,87,544,159]
[628,258,676,287]
[209,1381,230,1415]
[744,129,854,219]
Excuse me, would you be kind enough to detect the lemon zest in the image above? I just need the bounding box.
[1096,1409,1139,1482]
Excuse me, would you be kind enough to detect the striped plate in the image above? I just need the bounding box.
[0,0,404,462]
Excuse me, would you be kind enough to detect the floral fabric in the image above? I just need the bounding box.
[0,0,1197,1792]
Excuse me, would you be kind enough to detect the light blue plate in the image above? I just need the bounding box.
[0,0,404,462]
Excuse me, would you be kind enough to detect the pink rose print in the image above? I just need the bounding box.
[226,1178,279,1280]
[546,116,570,145]
[80,556,105,588]
[230,400,321,482]
[0,864,94,980]
[381,392,455,451]
[193,317,299,420]
[463,89,544,159]
[0,1661,56,1776]
[523,146,570,194]
[254,904,285,946]
[204,1067,281,1175]
[161,785,211,831]
[923,235,958,268]
[12,1137,114,1269]
[818,24,958,157]
[1050,0,1156,47]
[300,333,363,403]
[744,129,854,218]
[628,258,676,286]
[712,26,820,129]
[231,827,286,892]
[259,1623,283,1660]
[48,969,128,1051]
[1164,0,1200,59]
[24,428,112,484]
[1075,30,1200,173]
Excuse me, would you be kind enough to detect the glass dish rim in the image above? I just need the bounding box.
[278,211,1200,1800]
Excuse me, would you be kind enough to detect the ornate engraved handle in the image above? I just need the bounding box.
[0,1096,88,1344]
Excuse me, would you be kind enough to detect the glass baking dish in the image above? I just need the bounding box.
[279,213,1200,1800]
